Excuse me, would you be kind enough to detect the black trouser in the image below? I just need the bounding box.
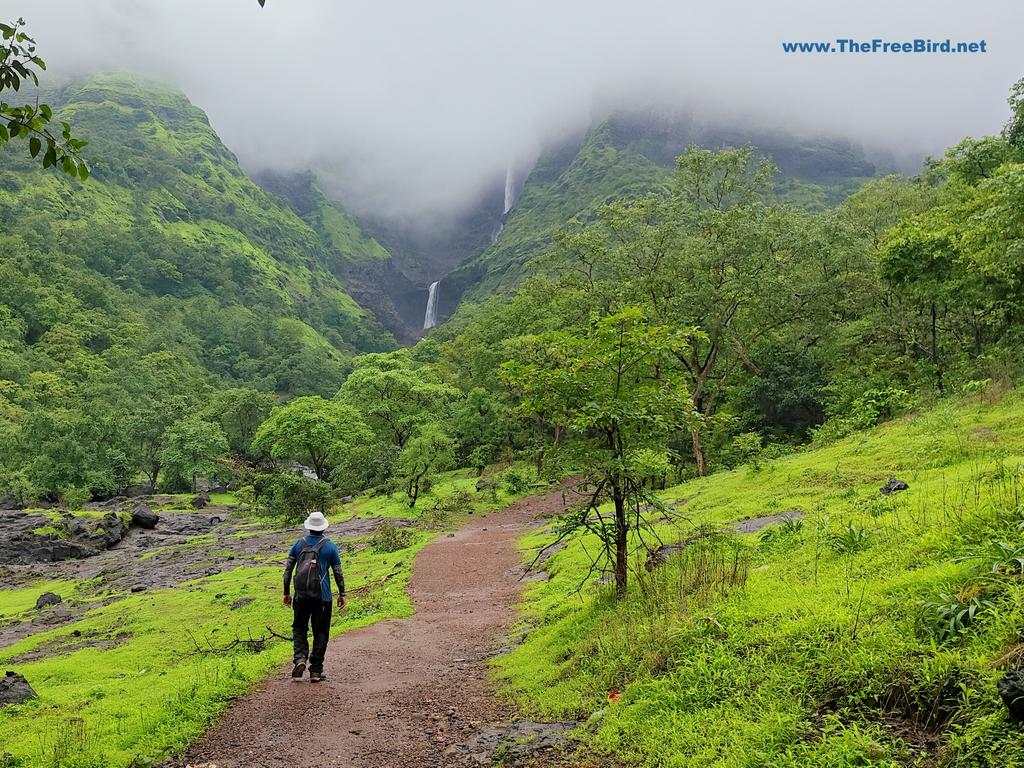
[292,597,332,673]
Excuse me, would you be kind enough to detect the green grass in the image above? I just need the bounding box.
[343,465,529,520]
[0,534,427,768]
[0,580,90,622]
[496,393,1024,767]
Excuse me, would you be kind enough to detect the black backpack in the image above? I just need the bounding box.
[293,538,326,600]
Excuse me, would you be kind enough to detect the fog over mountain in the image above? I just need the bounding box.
[9,0,1022,219]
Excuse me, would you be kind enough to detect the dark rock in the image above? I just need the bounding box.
[340,496,354,504]
[0,512,100,565]
[206,484,228,494]
[880,478,909,496]
[0,495,23,511]
[98,496,128,509]
[999,669,1024,721]
[190,493,211,509]
[130,504,159,530]
[230,597,255,611]
[67,512,125,549]
[130,586,147,593]
[0,671,36,705]
[34,592,62,610]
[125,485,151,498]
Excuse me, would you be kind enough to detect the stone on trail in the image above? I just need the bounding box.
[0,671,37,705]
[131,503,159,529]
[34,592,62,610]
[191,493,211,509]
[880,478,909,496]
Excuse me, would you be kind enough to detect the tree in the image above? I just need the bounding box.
[1003,77,1024,152]
[502,308,696,597]
[200,388,276,457]
[337,351,457,449]
[450,387,506,468]
[0,18,89,177]
[553,146,849,475]
[251,396,370,482]
[396,426,455,508]
[160,416,229,492]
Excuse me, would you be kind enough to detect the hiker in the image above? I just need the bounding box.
[283,511,345,682]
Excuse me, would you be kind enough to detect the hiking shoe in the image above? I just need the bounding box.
[310,671,324,683]
[291,661,307,680]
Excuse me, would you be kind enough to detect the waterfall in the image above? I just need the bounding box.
[423,280,440,330]
[503,163,516,215]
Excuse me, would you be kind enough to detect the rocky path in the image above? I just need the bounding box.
[182,488,574,768]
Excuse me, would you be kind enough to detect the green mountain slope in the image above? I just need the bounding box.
[0,73,395,395]
[499,393,1024,767]
[255,170,428,343]
[445,112,877,306]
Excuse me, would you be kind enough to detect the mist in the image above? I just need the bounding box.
[6,0,1022,219]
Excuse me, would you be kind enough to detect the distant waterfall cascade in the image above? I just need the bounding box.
[423,280,440,330]
[503,164,516,215]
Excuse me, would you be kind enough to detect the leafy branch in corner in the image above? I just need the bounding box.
[0,17,89,179]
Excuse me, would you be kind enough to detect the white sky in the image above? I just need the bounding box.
[6,0,1022,217]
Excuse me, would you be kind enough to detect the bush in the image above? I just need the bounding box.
[61,486,91,511]
[725,432,763,469]
[918,584,996,643]
[421,489,474,529]
[370,521,414,553]
[502,465,532,495]
[261,473,334,523]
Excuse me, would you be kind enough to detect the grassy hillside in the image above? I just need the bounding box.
[498,392,1024,767]
[0,73,394,396]
[445,112,877,304]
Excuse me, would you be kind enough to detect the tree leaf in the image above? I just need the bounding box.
[29,135,39,157]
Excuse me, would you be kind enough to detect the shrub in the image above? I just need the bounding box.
[502,465,532,495]
[829,522,873,554]
[421,489,474,530]
[726,431,763,469]
[370,521,414,553]
[954,540,1024,575]
[919,585,996,643]
[261,473,334,523]
[61,486,91,511]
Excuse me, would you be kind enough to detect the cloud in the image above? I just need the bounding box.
[8,0,1023,217]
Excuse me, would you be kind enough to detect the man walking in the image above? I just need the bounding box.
[283,511,345,682]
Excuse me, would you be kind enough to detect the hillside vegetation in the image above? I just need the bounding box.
[445,112,878,303]
[0,73,399,499]
[498,393,1024,766]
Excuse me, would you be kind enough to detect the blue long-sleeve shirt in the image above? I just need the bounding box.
[283,533,345,602]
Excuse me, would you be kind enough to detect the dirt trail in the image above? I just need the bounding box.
[183,488,571,768]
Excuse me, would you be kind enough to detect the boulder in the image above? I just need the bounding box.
[999,669,1024,721]
[880,478,909,496]
[130,504,159,530]
[190,493,211,509]
[34,592,62,610]
[0,671,36,705]
[0,495,23,511]
[124,485,151,498]
[67,511,125,549]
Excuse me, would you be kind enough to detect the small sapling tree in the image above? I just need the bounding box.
[502,307,697,597]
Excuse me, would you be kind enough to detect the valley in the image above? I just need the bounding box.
[2,9,1024,767]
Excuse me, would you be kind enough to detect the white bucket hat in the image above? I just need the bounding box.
[303,512,329,532]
